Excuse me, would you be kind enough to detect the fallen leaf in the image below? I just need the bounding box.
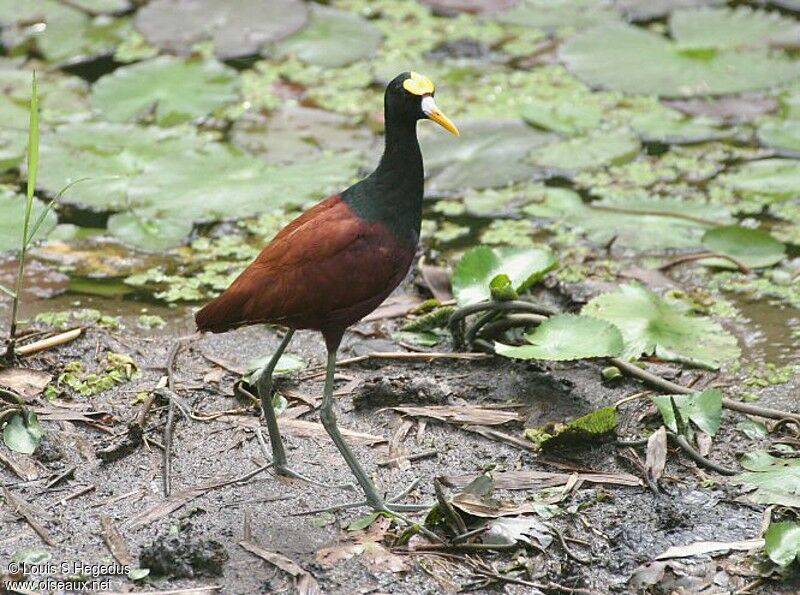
[316,517,409,573]
[480,516,553,548]
[240,540,320,595]
[0,367,53,401]
[645,426,667,484]
[442,470,642,490]
[392,405,522,426]
[655,539,763,560]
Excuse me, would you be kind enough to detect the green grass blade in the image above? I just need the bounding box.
[0,283,16,298]
[26,72,39,201]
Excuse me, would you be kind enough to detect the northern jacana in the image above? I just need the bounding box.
[196,72,459,514]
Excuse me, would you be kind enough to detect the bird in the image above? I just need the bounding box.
[196,71,459,516]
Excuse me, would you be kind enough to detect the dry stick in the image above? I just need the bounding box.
[670,432,736,476]
[378,449,438,467]
[15,328,83,357]
[163,340,184,497]
[609,357,800,422]
[658,251,751,274]
[2,487,55,546]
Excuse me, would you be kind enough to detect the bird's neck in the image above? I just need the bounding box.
[343,118,423,243]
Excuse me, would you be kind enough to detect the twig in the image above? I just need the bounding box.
[669,432,736,476]
[15,328,83,356]
[163,340,183,497]
[610,357,800,422]
[2,487,55,546]
[378,449,438,467]
[658,251,751,274]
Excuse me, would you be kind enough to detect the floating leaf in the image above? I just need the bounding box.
[765,521,800,568]
[136,0,308,59]
[670,7,800,52]
[614,0,726,22]
[420,120,553,194]
[582,285,740,367]
[629,106,730,144]
[738,450,800,507]
[90,57,239,126]
[523,188,730,251]
[452,245,557,306]
[560,15,800,97]
[701,225,785,269]
[106,213,195,252]
[521,98,603,136]
[716,158,800,201]
[495,314,623,361]
[651,389,723,436]
[757,120,800,158]
[3,410,44,455]
[275,6,382,68]
[495,0,620,31]
[529,129,640,174]
[245,353,307,386]
[0,189,57,252]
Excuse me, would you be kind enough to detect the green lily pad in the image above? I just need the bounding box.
[496,314,623,361]
[560,16,800,97]
[90,57,239,126]
[757,120,800,158]
[738,450,800,507]
[670,6,800,52]
[614,0,726,22]
[0,61,89,123]
[523,188,731,251]
[521,97,603,136]
[36,122,361,248]
[420,120,554,194]
[701,225,785,269]
[106,213,195,253]
[69,0,131,12]
[3,410,44,455]
[0,189,57,252]
[529,129,640,174]
[630,106,730,144]
[716,158,800,201]
[582,284,740,367]
[452,245,557,306]
[495,0,620,31]
[136,0,308,59]
[275,5,382,68]
[651,389,722,436]
[765,521,800,568]
[0,1,131,65]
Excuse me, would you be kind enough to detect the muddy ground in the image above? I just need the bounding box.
[0,280,799,595]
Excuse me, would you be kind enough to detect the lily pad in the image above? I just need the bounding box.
[629,106,730,144]
[521,97,603,136]
[0,189,57,252]
[90,57,239,126]
[495,0,620,31]
[765,521,800,568]
[106,213,195,253]
[613,0,726,22]
[136,0,308,59]
[757,120,800,158]
[495,314,623,361]
[452,245,557,306]
[700,225,785,269]
[275,6,382,68]
[670,7,800,52]
[738,450,800,507]
[420,120,554,194]
[523,188,731,251]
[0,1,131,65]
[716,158,800,201]
[651,389,722,436]
[3,410,44,455]
[582,284,740,367]
[529,129,640,174]
[560,17,800,97]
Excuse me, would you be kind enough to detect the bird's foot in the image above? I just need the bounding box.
[257,428,352,490]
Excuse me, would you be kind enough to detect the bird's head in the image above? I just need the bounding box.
[385,71,459,136]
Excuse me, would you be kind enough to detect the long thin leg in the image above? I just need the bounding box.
[318,347,386,508]
[256,328,295,470]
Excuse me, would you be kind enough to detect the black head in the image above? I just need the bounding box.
[384,72,459,135]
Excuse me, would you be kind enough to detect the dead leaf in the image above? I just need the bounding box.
[0,450,40,481]
[240,540,320,595]
[619,267,678,291]
[392,405,521,426]
[480,516,553,549]
[450,492,543,518]
[316,517,409,573]
[0,367,52,401]
[420,261,453,301]
[664,95,779,124]
[645,426,667,484]
[363,295,422,322]
[655,539,764,560]
[442,470,642,490]
[225,415,386,445]
[421,0,518,14]
[696,432,712,457]
[202,367,227,384]
[101,516,132,566]
[388,420,413,471]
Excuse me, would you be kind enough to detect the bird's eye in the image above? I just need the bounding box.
[403,71,435,96]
